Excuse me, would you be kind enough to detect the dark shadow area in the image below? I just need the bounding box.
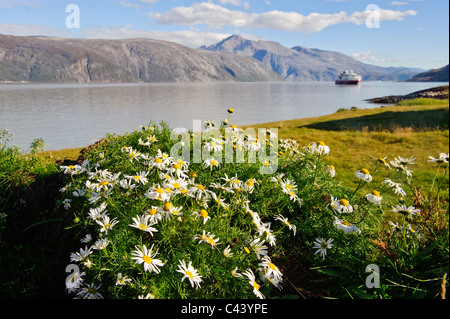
[0,161,78,299]
[300,109,449,132]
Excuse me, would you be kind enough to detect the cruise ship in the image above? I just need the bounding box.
[335,70,362,85]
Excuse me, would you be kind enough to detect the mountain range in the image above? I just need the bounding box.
[0,34,281,83]
[201,35,424,82]
[0,33,435,84]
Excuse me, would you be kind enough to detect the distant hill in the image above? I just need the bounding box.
[201,35,422,82]
[406,65,449,82]
[0,34,281,83]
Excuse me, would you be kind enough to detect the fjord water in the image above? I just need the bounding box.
[0,81,445,151]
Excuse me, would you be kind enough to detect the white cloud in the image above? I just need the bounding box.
[217,0,242,6]
[390,1,408,5]
[352,51,386,63]
[120,1,139,9]
[82,25,232,48]
[0,23,70,37]
[120,0,159,8]
[139,0,159,4]
[148,2,417,33]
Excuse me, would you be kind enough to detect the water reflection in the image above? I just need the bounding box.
[0,82,444,150]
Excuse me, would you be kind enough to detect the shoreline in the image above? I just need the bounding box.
[44,101,449,157]
[365,84,449,104]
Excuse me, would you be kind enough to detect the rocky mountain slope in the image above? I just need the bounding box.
[201,35,422,82]
[406,64,449,82]
[0,34,281,83]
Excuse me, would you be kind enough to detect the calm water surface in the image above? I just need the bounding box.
[0,81,446,151]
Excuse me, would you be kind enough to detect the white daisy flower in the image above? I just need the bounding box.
[365,190,383,205]
[313,237,334,258]
[333,216,361,234]
[258,256,283,281]
[131,244,165,274]
[176,260,203,289]
[355,168,372,182]
[330,196,353,214]
[242,269,265,299]
[391,205,421,219]
[129,214,158,236]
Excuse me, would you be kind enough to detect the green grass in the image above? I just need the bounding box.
[245,103,449,189]
[397,98,449,106]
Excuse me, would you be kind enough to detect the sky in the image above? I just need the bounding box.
[0,0,448,70]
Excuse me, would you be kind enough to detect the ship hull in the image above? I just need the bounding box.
[335,80,360,85]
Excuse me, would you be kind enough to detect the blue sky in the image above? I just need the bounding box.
[0,0,448,70]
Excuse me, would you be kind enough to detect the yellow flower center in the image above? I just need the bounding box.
[361,168,370,175]
[340,199,349,206]
[68,165,75,169]
[210,142,217,147]
[200,235,207,241]
[186,271,194,279]
[211,159,218,166]
[318,141,326,146]
[200,209,208,218]
[268,263,276,270]
[100,181,109,186]
[163,203,173,211]
[372,190,380,197]
[253,282,260,291]
[87,288,97,294]
[138,224,147,230]
[244,247,250,254]
[342,220,351,226]
[156,188,164,194]
[148,208,157,215]
[228,108,234,113]
[173,183,180,189]
[173,164,181,170]
[143,255,152,264]
[197,184,205,191]
[180,189,188,194]
[134,176,141,181]
[285,184,292,190]
[247,180,254,187]
[155,158,162,164]
[207,238,216,246]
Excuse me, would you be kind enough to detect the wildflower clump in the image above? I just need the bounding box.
[60,112,448,299]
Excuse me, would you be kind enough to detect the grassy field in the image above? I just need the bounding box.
[244,102,449,188]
